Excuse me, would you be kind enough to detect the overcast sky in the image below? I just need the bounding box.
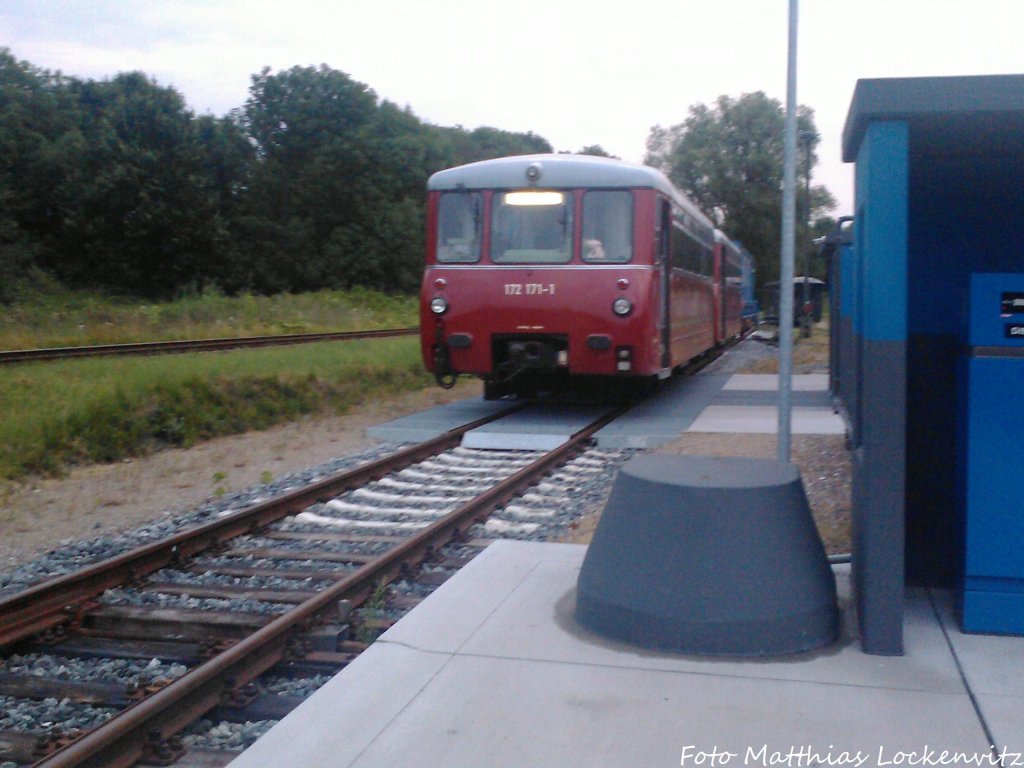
[4,0,1022,216]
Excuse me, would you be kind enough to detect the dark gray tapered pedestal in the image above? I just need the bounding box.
[576,455,838,656]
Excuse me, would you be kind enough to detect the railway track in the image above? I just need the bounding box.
[0,403,631,768]
[0,328,418,365]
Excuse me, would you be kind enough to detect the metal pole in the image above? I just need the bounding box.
[801,132,813,338]
[778,0,798,462]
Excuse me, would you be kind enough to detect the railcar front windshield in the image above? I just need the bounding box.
[490,191,572,264]
[436,192,482,263]
[582,190,633,263]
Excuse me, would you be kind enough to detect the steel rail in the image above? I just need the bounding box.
[36,403,628,768]
[0,327,418,364]
[0,402,523,649]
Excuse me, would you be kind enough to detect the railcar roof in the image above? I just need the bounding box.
[428,154,712,230]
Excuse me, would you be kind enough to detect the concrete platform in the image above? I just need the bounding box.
[597,372,843,445]
[686,373,844,434]
[229,541,1024,768]
[365,366,843,449]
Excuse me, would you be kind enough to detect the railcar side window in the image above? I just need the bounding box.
[582,191,633,263]
[727,254,742,283]
[671,223,705,274]
[490,191,572,264]
[670,210,713,276]
[436,192,482,263]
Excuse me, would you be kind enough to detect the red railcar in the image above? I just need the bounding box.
[713,230,747,343]
[420,154,748,398]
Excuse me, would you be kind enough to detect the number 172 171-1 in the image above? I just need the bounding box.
[504,283,555,296]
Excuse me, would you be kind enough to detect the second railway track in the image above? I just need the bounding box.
[0,402,633,768]
[0,327,419,365]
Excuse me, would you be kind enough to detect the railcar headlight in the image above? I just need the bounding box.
[612,298,632,316]
[430,297,449,315]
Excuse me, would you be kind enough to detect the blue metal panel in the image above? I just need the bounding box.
[845,120,910,655]
[857,122,909,343]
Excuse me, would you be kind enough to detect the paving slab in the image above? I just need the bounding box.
[930,590,1024,751]
[227,642,448,768]
[230,541,1016,768]
[712,389,834,407]
[342,653,987,768]
[971,694,1024,755]
[461,404,612,450]
[365,398,514,443]
[594,374,730,449]
[368,539,562,654]
[686,405,846,434]
[448,560,966,694]
[724,373,830,391]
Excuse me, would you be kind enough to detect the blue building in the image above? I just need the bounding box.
[840,74,1024,654]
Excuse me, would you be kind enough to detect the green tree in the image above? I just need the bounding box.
[576,145,617,158]
[234,65,389,291]
[0,49,81,299]
[48,72,220,297]
[193,114,256,291]
[0,50,559,299]
[430,124,552,168]
[234,64,554,294]
[645,92,835,286]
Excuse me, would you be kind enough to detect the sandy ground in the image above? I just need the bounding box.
[0,379,482,570]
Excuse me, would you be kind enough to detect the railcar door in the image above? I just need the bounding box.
[714,243,725,344]
[720,257,728,342]
[659,199,671,368]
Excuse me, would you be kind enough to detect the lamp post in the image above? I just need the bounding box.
[799,130,816,338]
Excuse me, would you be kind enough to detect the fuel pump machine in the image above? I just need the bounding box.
[960,273,1024,635]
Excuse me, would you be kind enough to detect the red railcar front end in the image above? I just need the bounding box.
[421,262,661,381]
[420,155,721,398]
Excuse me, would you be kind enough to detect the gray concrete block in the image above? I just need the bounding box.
[577,455,839,655]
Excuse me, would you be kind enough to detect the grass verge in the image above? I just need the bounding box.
[0,337,431,482]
